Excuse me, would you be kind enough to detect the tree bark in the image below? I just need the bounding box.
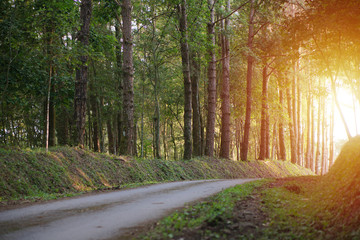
[305,82,312,169]
[259,63,269,160]
[205,0,217,157]
[107,119,114,154]
[292,63,298,164]
[75,0,92,148]
[241,0,255,161]
[121,0,135,155]
[219,0,231,159]
[178,0,192,160]
[190,52,202,157]
[278,88,286,160]
[315,95,321,175]
[329,96,335,168]
[286,87,297,164]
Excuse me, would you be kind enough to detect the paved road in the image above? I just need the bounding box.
[0,179,257,240]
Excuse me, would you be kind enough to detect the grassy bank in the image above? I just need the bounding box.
[0,146,313,202]
[140,137,360,239]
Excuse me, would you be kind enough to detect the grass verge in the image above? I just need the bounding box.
[0,146,313,203]
[139,180,266,240]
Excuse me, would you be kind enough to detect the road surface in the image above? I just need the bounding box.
[0,179,257,240]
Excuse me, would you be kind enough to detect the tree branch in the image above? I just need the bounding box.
[213,0,250,25]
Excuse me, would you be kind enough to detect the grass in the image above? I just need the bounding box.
[139,180,265,240]
[0,146,313,202]
[139,136,360,240]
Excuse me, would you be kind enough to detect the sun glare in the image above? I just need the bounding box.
[333,87,360,141]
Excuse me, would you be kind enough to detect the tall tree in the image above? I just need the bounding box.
[75,0,92,148]
[219,0,231,159]
[205,0,216,157]
[241,0,255,161]
[178,0,192,160]
[259,62,269,160]
[121,0,135,155]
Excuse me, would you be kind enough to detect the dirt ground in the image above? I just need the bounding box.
[170,191,267,240]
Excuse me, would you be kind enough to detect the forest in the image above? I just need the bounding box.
[1,0,359,175]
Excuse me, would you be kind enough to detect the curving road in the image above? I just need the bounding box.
[0,179,257,240]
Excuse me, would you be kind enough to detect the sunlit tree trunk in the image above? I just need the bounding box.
[329,96,335,168]
[75,0,92,148]
[219,0,231,159]
[259,63,269,160]
[278,88,286,160]
[296,73,302,165]
[241,0,255,161]
[271,122,277,160]
[286,85,297,164]
[315,95,321,175]
[310,91,315,172]
[305,82,312,169]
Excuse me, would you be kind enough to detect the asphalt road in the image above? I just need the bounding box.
[0,179,257,240]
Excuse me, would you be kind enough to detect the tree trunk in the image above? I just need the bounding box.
[310,91,315,172]
[241,0,255,161]
[329,96,335,168]
[115,21,123,155]
[170,122,178,160]
[278,88,286,160]
[292,63,298,164]
[205,0,217,157]
[271,122,277,160]
[279,86,286,161]
[315,96,321,175]
[122,0,135,155]
[178,0,192,160]
[49,84,56,147]
[321,97,327,175]
[305,82,312,169]
[219,0,231,159]
[90,93,100,152]
[296,73,302,165]
[286,87,297,164]
[75,0,92,148]
[190,52,202,157]
[107,119,114,154]
[259,63,269,160]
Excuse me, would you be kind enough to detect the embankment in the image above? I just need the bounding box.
[0,146,313,201]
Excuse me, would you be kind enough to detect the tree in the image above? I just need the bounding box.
[205,0,217,157]
[219,0,231,159]
[121,0,135,155]
[240,0,255,161]
[178,0,192,160]
[75,0,92,148]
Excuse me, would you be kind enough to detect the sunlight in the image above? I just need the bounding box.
[332,87,360,141]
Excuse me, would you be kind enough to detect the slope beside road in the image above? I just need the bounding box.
[0,179,257,240]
